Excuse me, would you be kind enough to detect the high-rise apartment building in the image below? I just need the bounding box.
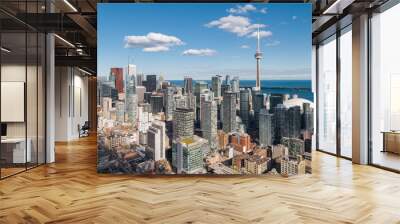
[137,103,152,133]
[173,108,194,139]
[231,76,240,93]
[259,108,273,147]
[147,120,166,161]
[211,75,222,98]
[164,87,175,121]
[200,99,218,150]
[222,91,237,133]
[240,89,250,129]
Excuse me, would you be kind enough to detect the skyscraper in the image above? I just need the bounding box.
[200,98,218,150]
[259,108,273,146]
[147,120,166,161]
[199,89,214,121]
[183,76,193,94]
[127,64,136,80]
[137,103,152,133]
[252,92,265,134]
[269,94,284,113]
[231,76,240,93]
[164,87,175,121]
[110,68,124,93]
[254,26,263,90]
[173,108,194,139]
[221,83,231,95]
[126,80,138,126]
[302,103,314,133]
[116,101,125,123]
[211,75,222,98]
[225,75,231,85]
[125,64,136,97]
[146,75,157,92]
[239,89,250,129]
[194,81,208,107]
[287,106,301,138]
[150,95,164,114]
[222,91,237,133]
[273,104,289,144]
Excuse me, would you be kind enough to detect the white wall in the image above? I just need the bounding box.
[1,63,46,164]
[55,67,89,141]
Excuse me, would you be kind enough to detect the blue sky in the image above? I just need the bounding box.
[98,3,311,80]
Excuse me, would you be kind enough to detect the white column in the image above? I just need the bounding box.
[352,14,369,164]
[46,32,55,163]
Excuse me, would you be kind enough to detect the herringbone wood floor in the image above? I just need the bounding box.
[1,135,400,224]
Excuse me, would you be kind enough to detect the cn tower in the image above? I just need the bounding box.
[254,26,263,90]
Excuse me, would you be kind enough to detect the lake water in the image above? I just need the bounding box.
[168,80,314,102]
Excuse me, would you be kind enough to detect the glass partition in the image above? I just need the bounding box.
[0,1,46,179]
[1,30,28,177]
[339,26,352,158]
[317,35,337,154]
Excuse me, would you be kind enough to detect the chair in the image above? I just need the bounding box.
[79,121,90,138]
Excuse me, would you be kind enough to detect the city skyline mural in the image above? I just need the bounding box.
[97,3,314,176]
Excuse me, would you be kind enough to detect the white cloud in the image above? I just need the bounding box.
[143,46,169,52]
[240,45,249,49]
[266,40,280,47]
[292,16,297,20]
[182,48,217,56]
[260,8,267,14]
[248,30,272,38]
[227,4,256,14]
[124,32,184,52]
[205,15,266,37]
